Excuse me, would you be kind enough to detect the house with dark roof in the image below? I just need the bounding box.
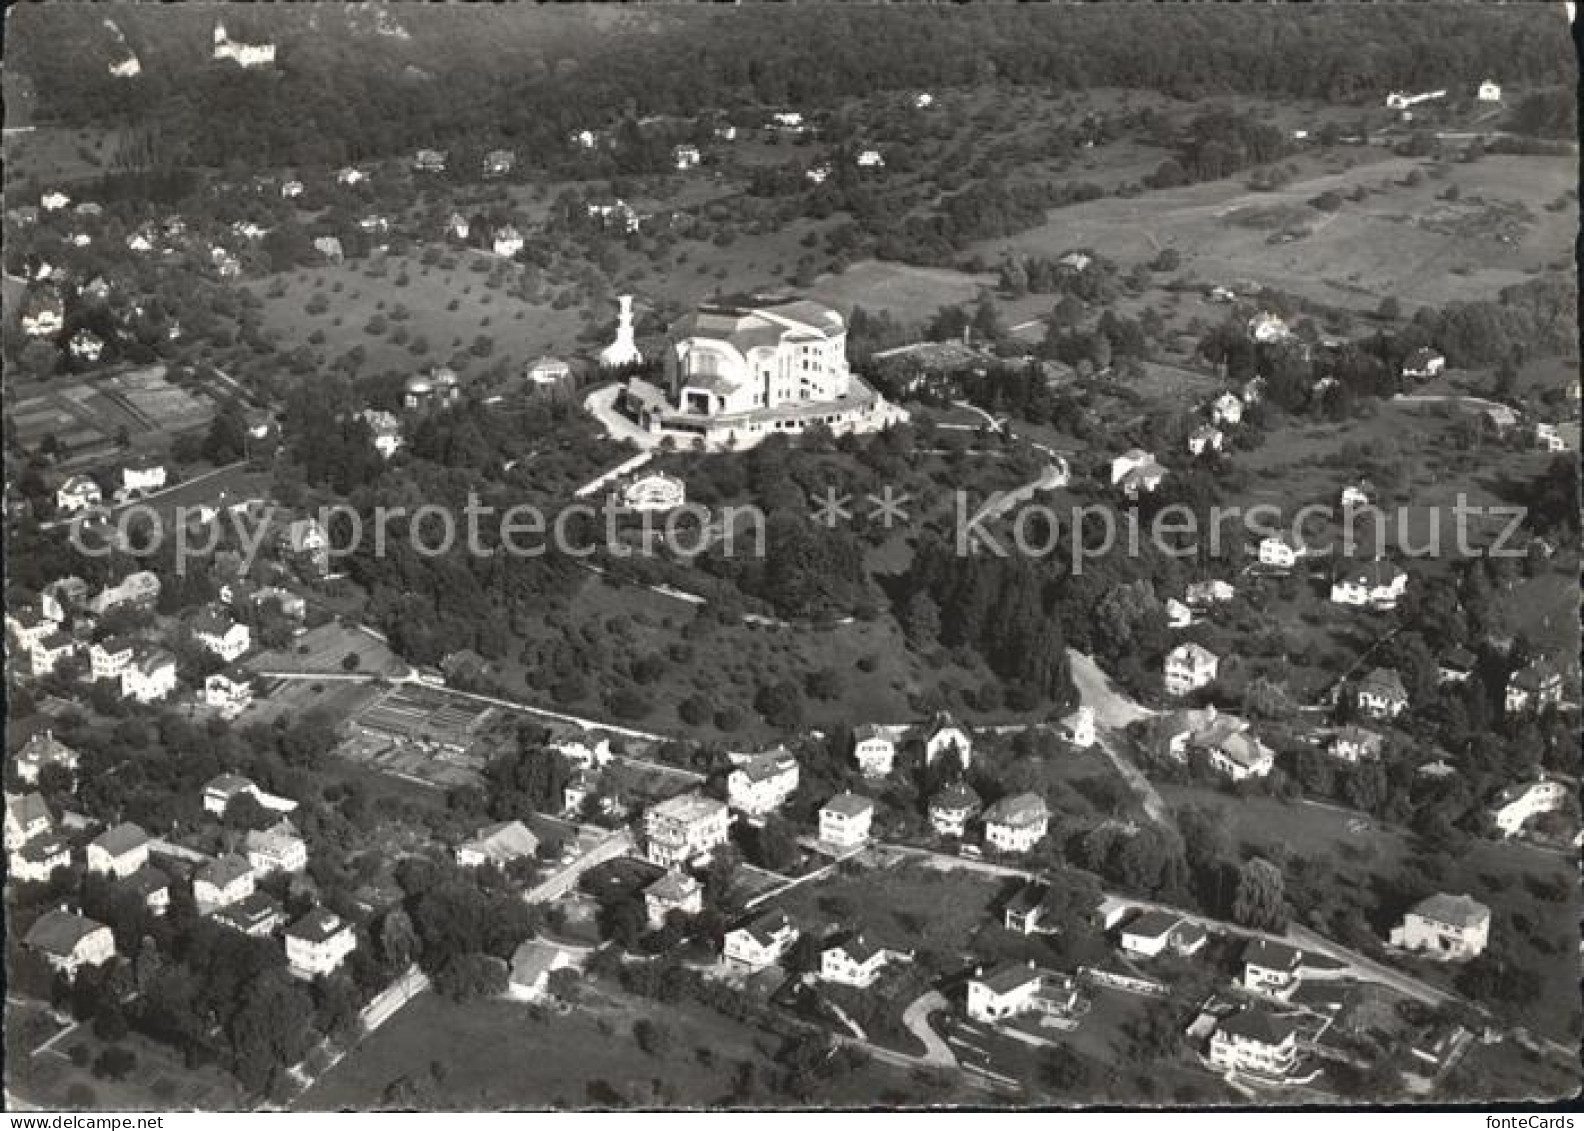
[1390,893,1490,961]
[818,792,875,849]
[86,822,149,878]
[10,833,72,884]
[1356,667,1409,719]
[24,908,116,976]
[5,791,54,847]
[819,931,905,988]
[723,909,798,970]
[965,960,1085,1024]
[285,908,357,978]
[982,792,1049,853]
[643,869,703,929]
[929,782,980,838]
[1505,659,1564,715]
[1208,1005,1305,1081]
[455,820,540,870]
[195,853,255,912]
[1437,645,1478,685]
[1240,939,1307,999]
[727,748,800,818]
[1003,881,1051,935]
[212,890,285,937]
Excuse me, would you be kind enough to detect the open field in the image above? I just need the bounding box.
[246,621,408,678]
[5,1001,251,1112]
[7,364,219,466]
[810,259,996,320]
[3,124,130,187]
[300,983,947,1109]
[972,154,1577,313]
[236,675,383,730]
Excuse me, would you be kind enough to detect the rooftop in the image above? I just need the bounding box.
[822,791,874,819]
[25,909,108,956]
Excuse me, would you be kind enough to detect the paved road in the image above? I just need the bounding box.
[1066,650,1172,828]
[900,990,958,1068]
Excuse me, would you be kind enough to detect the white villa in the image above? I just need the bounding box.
[644,793,730,868]
[727,749,800,818]
[851,724,896,777]
[1164,642,1219,696]
[819,792,875,849]
[615,296,904,448]
[1389,893,1490,961]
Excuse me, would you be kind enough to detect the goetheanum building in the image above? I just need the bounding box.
[615,296,905,449]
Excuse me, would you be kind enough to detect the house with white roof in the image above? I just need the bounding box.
[1210,392,1245,426]
[644,793,730,868]
[1330,559,1407,610]
[245,823,308,875]
[1257,533,1304,571]
[55,475,103,514]
[1110,450,1167,500]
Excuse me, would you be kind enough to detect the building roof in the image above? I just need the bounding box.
[1359,667,1409,701]
[983,792,1048,828]
[24,909,108,956]
[1409,892,1490,929]
[733,749,798,784]
[1243,938,1305,972]
[827,931,885,965]
[736,908,793,948]
[1124,908,1181,940]
[17,834,70,864]
[510,939,570,988]
[244,827,304,856]
[1004,881,1050,917]
[645,869,700,904]
[7,792,54,830]
[1440,645,1478,672]
[1509,659,1561,691]
[852,723,890,744]
[197,853,253,888]
[931,782,981,813]
[1168,642,1219,668]
[205,773,256,797]
[1217,1005,1300,1046]
[91,821,148,857]
[287,907,349,943]
[213,890,284,932]
[977,959,1042,995]
[1336,559,1406,588]
[649,792,727,824]
[822,791,874,819]
[459,820,540,862]
[121,865,170,898]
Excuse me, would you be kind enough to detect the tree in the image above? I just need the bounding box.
[92,1047,137,1081]
[1231,857,1286,931]
[633,1018,671,1057]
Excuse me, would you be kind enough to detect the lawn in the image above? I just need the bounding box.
[971,153,1576,314]
[246,620,408,678]
[299,982,946,1109]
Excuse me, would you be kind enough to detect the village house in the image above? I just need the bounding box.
[1505,660,1563,714]
[855,149,885,169]
[1390,893,1490,961]
[245,823,309,875]
[982,793,1049,854]
[314,236,344,262]
[69,330,105,363]
[1210,391,1245,426]
[1340,482,1371,510]
[281,179,304,198]
[30,630,79,678]
[966,960,1085,1025]
[1003,881,1051,935]
[41,190,71,212]
[5,792,55,847]
[1257,533,1304,571]
[455,820,540,870]
[1533,423,1572,453]
[508,939,577,1002]
[1355,667,1409,719]
[24,909,116,977]
[643,870,703,929]
[1330,559,1408,610]
[1166,598,1194,629]
[11,833,73,884]
[1437,645,1478,685]
[7,605,58,653]
[413,148,447,173]
[1185,579,1235,608]
[1208,1006,1304,1082]
[87,822,151,879]
[819,792,875,849]
[1120,910,1208,958]
[1061,706,1097,749]
[12,731,81,786]
[21,287,65,338]
[212,891,285,938]
[851,724,896,777]
[483,149,516,177]
[723,909,798,970]
[1248,312,1291,344]
[446,212,471,241]
[1329,725,1384,764]
[1489,777,1569,838]
[820,932,900,988]
[805,163,832,185]
[55,474,103,513]
[336,166,367,186]
[121,645,177,703]
[91,571,162,616]
[122,867,172,916]
[1110,449,1167,499]
[644,793,731,868]
[202,773,298,817]
[192,609,251,662]
[1164,642,1219,696]
[929,782,981,839]
[1188,424,1224,456]
[1401,347,1446,381]
[1166,707,1275,781]
[492,226,524,257]
[358,409,404,459]
[203,672,255,716]
[1477,80,1502,103]
[920,711,973,768]
[285,908,357,978]
[1240,939,1307,1000]
[90,637,136,682]
[212,22,276,67]
[673,144,701,170]
[727,748,800,818]
[195,853,256,913]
